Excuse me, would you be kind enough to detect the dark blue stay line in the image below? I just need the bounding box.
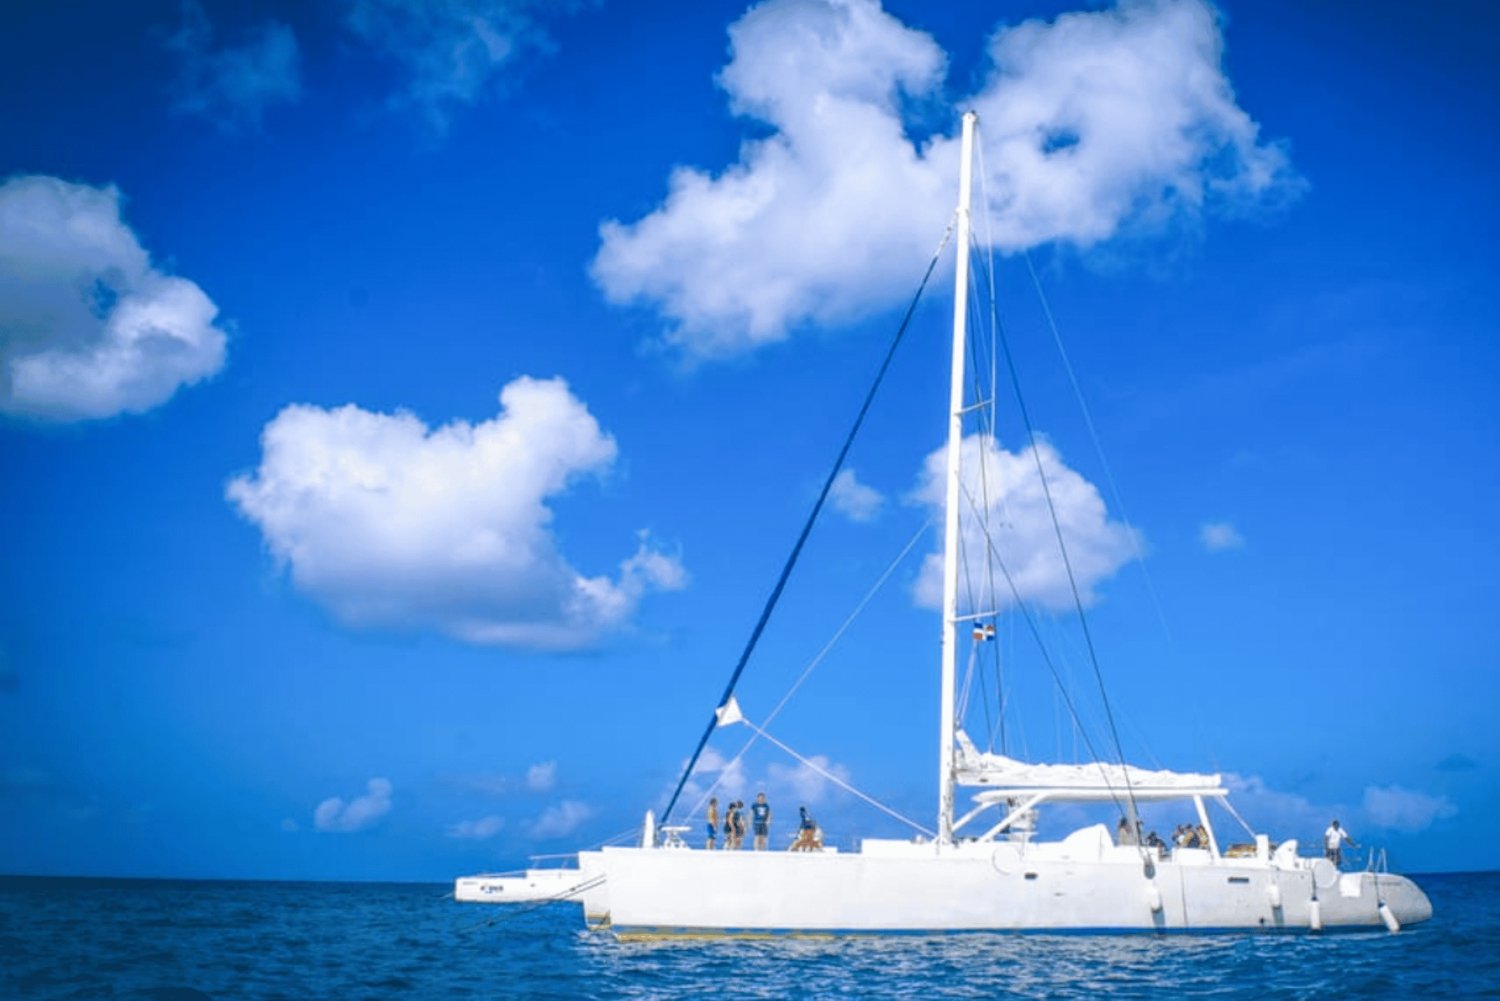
[657,228,952,828]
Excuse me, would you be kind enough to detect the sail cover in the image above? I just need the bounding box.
[953,732,1222,796]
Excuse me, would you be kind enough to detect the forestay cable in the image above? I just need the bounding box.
[658,220,957,827]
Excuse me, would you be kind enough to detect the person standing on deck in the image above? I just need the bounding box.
[1324,819,1358,866]
[705,797,718,850]
[751,792,772,851]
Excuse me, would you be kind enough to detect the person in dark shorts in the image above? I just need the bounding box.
[751,792,772,851]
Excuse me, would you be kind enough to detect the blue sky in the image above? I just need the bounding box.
[1,0,1495,881]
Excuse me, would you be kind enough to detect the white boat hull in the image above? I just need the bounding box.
[576,839,1432,937]
[454,868,588,904]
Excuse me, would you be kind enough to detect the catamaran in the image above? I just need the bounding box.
[461,111,1433,937]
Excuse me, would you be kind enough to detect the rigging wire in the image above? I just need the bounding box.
[989,256,1144,835]
[686,518,932,819]
[658,221,956,827]
[1019,249,1175,647]
[734,714,935,838]
[965,232,1011,754]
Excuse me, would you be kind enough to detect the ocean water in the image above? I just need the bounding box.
[2,872,1497,999]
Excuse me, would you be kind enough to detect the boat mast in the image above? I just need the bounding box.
[938,110,977,846]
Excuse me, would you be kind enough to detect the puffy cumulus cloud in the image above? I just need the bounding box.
[593,0,1298,358]
[971,0,1294,249]
[226,377,685,650]
[344,0,583,132]
[1362,785,1457,833]
[1200,520,1244,551]
[829,468,884,522]
[164,1,301,130]
[525,761,557,792]
[528,799,592,839]
[448,815,505,840]
[314,777,392,833]
[0,176,227,421]
[593,0,948,357]
[767,754,851,805]
[911,434,1138,611]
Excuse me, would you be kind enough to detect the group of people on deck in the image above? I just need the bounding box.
[705,793,819,851]
[1113,816,1361,868]
[1115,817,1211,852]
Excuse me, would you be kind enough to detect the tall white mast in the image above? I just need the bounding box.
[938,110,977,846]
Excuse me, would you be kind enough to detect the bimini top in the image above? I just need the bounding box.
[953,732,1225,801]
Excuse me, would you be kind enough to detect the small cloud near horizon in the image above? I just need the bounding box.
[447,815,505,840]
[1200,521,1244,552]
[528,799,592,839]
[1362,784,1456,833]
[313,777,393,833]
[526,761,557,792]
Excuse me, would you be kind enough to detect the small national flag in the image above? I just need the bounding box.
[972,622,996,641]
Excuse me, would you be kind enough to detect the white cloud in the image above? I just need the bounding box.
[528,799,592,839]
[911,434,1138,611]
[593,0,1298,358]
[1200,521,1243,551]
[343,0,580,132]
[1362,785,1457,833]
[680,745,749,806]
[0,176,227,421]
[768,754,850,806]
[314,777,392,833]
[1223,773,1323,831]
[448,815,506,840]
[593,0,948,357]
[164,1,301,130]
[226,376,685,650]
[525,761,557,792]
[829,468,884,522]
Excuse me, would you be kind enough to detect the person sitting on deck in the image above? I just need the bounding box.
[790,806,818,851]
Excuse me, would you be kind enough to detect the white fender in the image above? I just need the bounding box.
[1379,900,1401,933]
[1308,898,1323,932]
[1267,883,1283,910]
[1146,883,1163,913]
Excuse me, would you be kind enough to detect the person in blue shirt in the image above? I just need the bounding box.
[791,805,818,851]
[751,792,772,851]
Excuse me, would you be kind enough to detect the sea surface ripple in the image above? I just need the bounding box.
[1,872,1496,999]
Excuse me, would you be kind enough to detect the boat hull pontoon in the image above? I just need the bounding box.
[577,837,1431,937]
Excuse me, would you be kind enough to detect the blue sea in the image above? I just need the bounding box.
[2,872,1497,999]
